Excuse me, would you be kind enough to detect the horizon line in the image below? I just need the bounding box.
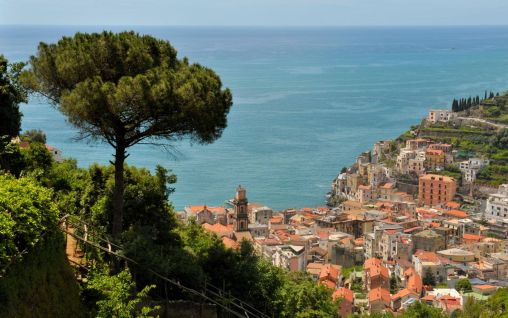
[2,23,508,28]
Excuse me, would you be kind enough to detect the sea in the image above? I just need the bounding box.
[1,25,508,210]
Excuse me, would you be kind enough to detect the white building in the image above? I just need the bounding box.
[459,158,490,183]
[272,245,306,272]
[428,109,453,123]
[250,206,273,224]
[397,149,417,174]
[485,184,508,221]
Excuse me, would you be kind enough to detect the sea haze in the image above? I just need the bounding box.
[1,26,508,210]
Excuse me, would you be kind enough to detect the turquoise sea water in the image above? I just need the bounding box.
[1,26,508,210]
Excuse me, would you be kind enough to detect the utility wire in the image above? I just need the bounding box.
[60,215,269,318]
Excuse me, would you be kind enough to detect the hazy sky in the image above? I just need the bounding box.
[2,0,508,26]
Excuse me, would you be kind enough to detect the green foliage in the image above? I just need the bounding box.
[476,164,508,186]
[277,272,339,318]
[0,55,26,138]
[455,278,472,293]
[0,174,59,268]
[0,137,54,178]
[451,288,508,318]
[21,129,47,144]
[423,268,436,286]
[455,297,487,318]
[490,129,508,149]
[484,287,508,318]
[24,31,233,237]
[400,301,447,318]
[20,142,53,174]
[86,268,159,318]
[390,272,398,294]
[0,136,25,176]
[0,232,84,318]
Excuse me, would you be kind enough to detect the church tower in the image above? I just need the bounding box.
[233,185,249,232]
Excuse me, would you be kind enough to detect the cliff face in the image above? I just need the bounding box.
[0,233,85,318]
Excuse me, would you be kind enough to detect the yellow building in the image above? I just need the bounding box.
[425,149,445,170]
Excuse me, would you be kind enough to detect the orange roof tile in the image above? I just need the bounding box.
[320,279,336,289]
[414,250,439,262]
[420,174,455,182]
[368,264,389,279]
[364,257,382,269]
[333,287,354,303]
[473,284,496,290]
[392,288,416,300]
[407,272,423,293]
[445,210,468,219]
[188,205,226,214]
[445,201,461,209]
[222,237,240,249]
[202,223,233,237]
[368,287,391,303]
[463,233,483,242]
[270,215,283,223]
[319,264,341,282]
[404,267,417,277]
[307,262,324,271]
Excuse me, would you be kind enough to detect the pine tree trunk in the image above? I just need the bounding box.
[112,143,126,238]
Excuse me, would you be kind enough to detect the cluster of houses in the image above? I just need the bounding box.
[178,109,508,316]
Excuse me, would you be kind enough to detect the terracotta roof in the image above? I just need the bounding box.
[404,267,417,276]
[414,250,440,262]
[187,205,226,214]
[364,257,382,269]
[380,183,394,189]
[420,174,455,182]
[392,288,416,300]
[269,215,283,223]
[368,287,391,303]
[438,295,461,307]
[463,233,483,242]
[320,279,336,289]
[407,271,423,293]
[445,201,461,209]
[319,264,341,282]
[422,294,435,301]
[333,287,354,303]
[445,210,468,219]
[307,262,324,271]
[404,226,422,233]
[222,237,240,249]
[202,223,233,237]
[473,284,496,290]
[368,263,389,279]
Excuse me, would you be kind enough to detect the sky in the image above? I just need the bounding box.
[1,0,508,26]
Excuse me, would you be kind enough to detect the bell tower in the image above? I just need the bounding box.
[234,185,249,232]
